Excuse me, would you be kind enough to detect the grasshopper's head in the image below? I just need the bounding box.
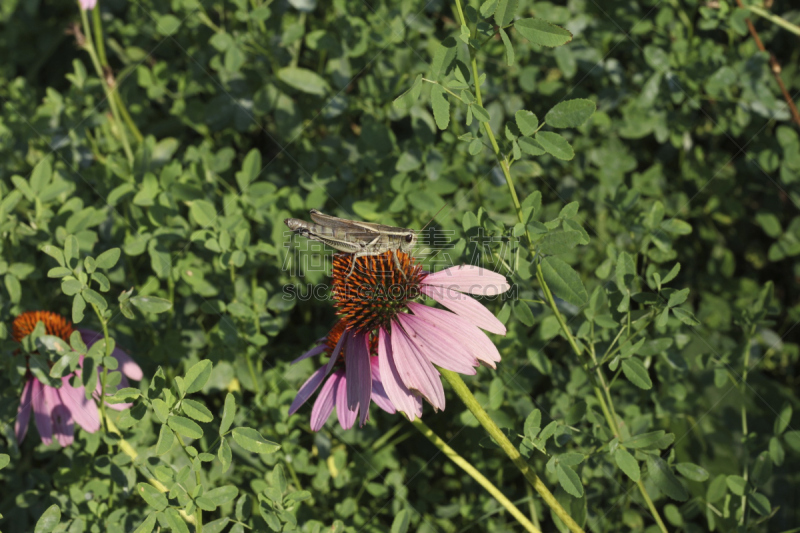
[399,231,417,253]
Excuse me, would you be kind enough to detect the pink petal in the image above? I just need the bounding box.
[335,372,358,429]
[15,378,33,444]
[420,285,506,335]
[423,265,510,296]
[58,376,101,434]
[325,328,349,375]
[395,313,478,375]
[378,328,422,420]
[408,302,501,368]
[291,344,327,365]
[310,372,339,431]
[369,356,396,414]
[44,386,74,447]
[288,365,329,415]
[111,347,142,381]
[345,331,372,427]
[32,379,53,445]
[390,321,445,411]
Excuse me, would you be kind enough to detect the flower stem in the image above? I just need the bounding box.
[175,432,203,532]
[80,8,134,164]
[745,4,800,37]
[440,369,584,533]
[409,416,541,533]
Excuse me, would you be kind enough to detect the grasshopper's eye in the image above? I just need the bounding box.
[405,233,414,243]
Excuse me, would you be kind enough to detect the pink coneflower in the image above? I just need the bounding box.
[12,311,142,447]
[289,320,395,430]
[79,0,97,10]
[293,251,508,422]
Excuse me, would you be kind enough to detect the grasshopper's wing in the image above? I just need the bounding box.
[309,209,413,234]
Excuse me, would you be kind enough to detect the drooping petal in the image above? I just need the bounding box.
[335,372,358,429]
[288,365,329,415]
[420,285,506,335]
[325,328,349,375]
[395,313,478,374]
[15,378,33,444]
[422,265,510,296]
[310,372,339,431]
[408,302,501,368]
[369,356,396,414]
[378,328,422,419]
[31,379,53,445]
[44,386,74,447]
[390,321,445,411]
[345,331,372,427]
[111,347,143,381]
[58,376,101,434]
[291,344,327,365]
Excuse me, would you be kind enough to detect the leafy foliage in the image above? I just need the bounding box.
[0,0,799,531]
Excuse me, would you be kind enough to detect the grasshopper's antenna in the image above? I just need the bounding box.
[420,203,447,232]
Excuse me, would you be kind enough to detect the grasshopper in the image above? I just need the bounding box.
[284,209,418,278]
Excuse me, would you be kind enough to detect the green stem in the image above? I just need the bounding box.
[175,433,203,532]
[440,369,584,533]
[91,7,108,67]
[80,8,134,164]
[739,327,754,526]
[410,417,540,533]
[746,5,800,37]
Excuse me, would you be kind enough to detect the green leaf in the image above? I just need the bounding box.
[30,158,52,195]
[676,462,709,482]
[646,456,688,501]
[219,438,232,472]
[784,430,800,453]
[130,296,173,314]
[518,137,545,156]
[220,393,236,435]
[167,416,204,440]
[391,509,410,533]
[155,425,174,455]
[538,230,583,255]
[773,404,792,435]
[206,485,239,507]
[515,110,539,136]
[190,199,217,227]
[726,475,747,496]
[232,427,281,454]
[136,483,168,511]
[512,300,535,326]
[183,360,212,394]
[614,448,640,481]
[430,84,450,130]
[82,288,107,311]
[545,99,596,128]
[494,0,518,27]
[621,359,653,389]
[540,256,588,307]
[749,492,771,516]
[672,307,700,326]
[0,454,9,470]
[273,464,287,494]
[556,464,584,497]
[471,104,491,123]
[163,508,190,533]
[498,28,515,66]
[480,0,497,18]
[95,248,121,270]
[535,131,574,160]
[182,398,213,422]
[394,74,422,110]
[132,513,158,533]
[277,67,329,96]
[514,18,572,47]
[34,504,61,533]
[667,288,689,307]
[624,431,666,449]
